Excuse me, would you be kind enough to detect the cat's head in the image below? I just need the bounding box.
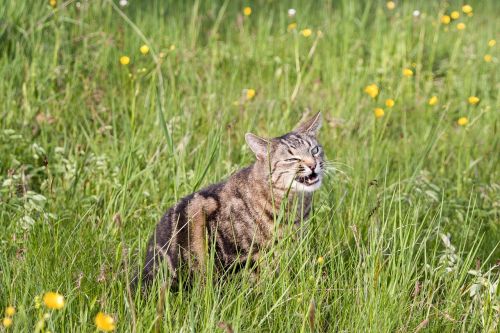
[245,112,325,192]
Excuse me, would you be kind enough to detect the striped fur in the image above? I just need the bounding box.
[136,112,325,289]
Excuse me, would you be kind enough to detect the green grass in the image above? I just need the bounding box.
[1,0,499,331]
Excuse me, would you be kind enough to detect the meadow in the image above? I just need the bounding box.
[0,0,499,331]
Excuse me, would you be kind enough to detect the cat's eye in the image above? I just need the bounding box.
[311,146,320,155]
[284,157,300,162]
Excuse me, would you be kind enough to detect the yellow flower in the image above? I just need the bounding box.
[468,96,479,105]
[386,1,395,10]
[403,68,414,77]
[2,317,13,328]
[441,15,451,25]
[428,96,438,106]
[95,312,116,332]
[246,89,256,100]
[139,45,149,55]
[488,39,496,47]
[119,56,130,66]
[170,44,176,51]
[364,84,379,99]
[462,5,472,14]
[317,256,325,264]
[5,307,15,317]
[287,22,297,32]
[49,0,57,8]
[300,29,312,37]
[450,11,460,20]
[243,6,252,16]
[484,54,492,62]
[456,23,465,31]
[374,108,385,118]
[43,292,65,310]
[385,99,395,108]
[457,117,468,126]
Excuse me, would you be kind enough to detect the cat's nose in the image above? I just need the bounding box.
[304,159,316,171]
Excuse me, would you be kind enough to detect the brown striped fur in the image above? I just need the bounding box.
[136,112,325,289]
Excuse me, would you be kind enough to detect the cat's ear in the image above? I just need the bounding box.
[245,133,271,161]
[294,111,322,136]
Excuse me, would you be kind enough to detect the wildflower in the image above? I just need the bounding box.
[462,5,472,14]
[43,292,65,310]
[139,45,149,55]
[468,96,479,105]
[457,117,468,126]
[288,8,296,18]
[300,29,312,37]
[246,89,256,100]
[450,11,460,19]
[488,39,496,47]
[413,10,421,18]
[403,68,414,77]
[385,99,395,108]
[317,256,325,264]
[441,15,451,24]
[287,22,297,32]
[5,307,15,317]
[119,0,128,7]
[95,312,116,332]
[374,108,385,118]
[243,6,252,16]
[428,96,438,106]
[169,44,176,51]
[2,317,13,328]
[386,1,395,10]
[456,23,465,31]
[484,54,492,62]
[49,0,57,7]
[119,56,130,65]
[364,84,379,99]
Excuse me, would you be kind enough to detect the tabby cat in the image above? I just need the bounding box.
[136,112,325,289]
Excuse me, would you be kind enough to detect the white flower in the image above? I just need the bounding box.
[119,0,128,7]
[288,8,296,17]
[412,10,420,17]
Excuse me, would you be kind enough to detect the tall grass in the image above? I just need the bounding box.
[0,0,498,331]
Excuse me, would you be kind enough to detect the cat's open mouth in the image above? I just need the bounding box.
[295,172,320,186]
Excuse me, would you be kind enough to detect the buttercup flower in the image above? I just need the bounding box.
[95,312,116,332]
[2,317,12,328]
[43,292,65,310]
[441,15,451,24]
[462,5,472,14]
[484,54,492,62]
[300,29,312,37]
[49,0,57,8]
[385,99,395,108]
[488,39,496,47]
[428,96,438,106]
[243,6,252,16]
[403,68,414,77]
[457,117,468,126]
[140,45,149,55]
[170,44,176,51]
[5,307,15,317]
[450,11,460,19]
[287,23,297,32]
[468,96,479,105]
[386,1,395,10]
[374,108,385,118]
[119,56,130,65]
[456,23,465,31]
[364,84,379,99]
[246,89,256,100]
[317,256,325,264]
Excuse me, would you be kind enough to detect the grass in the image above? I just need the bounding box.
[1,0,499,331]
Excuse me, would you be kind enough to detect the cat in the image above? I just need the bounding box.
[135,112,325,290]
